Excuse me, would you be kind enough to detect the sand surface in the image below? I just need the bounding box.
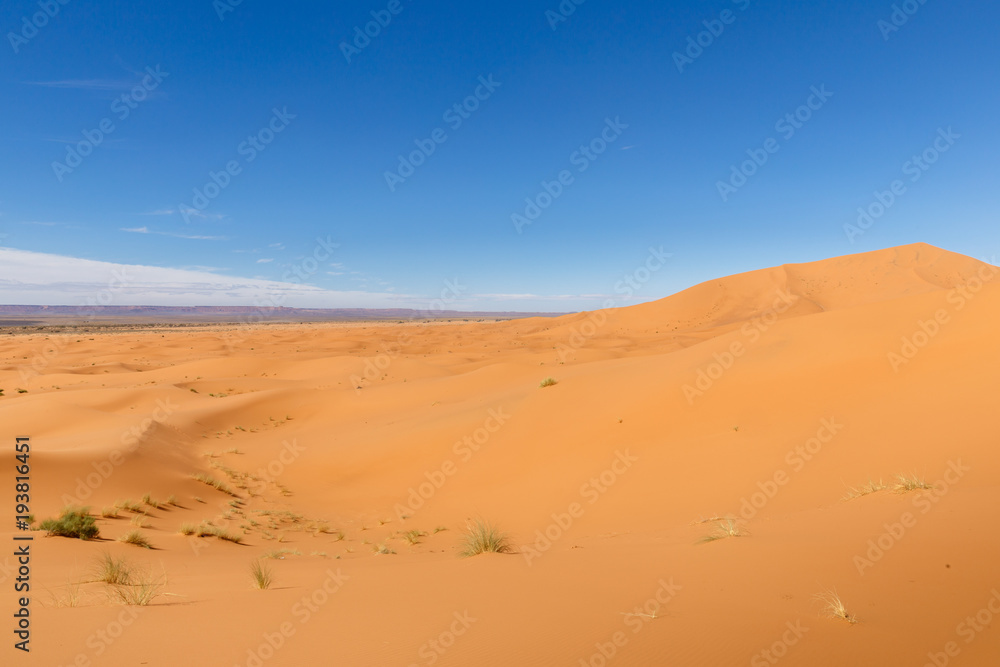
[2,242,999,666]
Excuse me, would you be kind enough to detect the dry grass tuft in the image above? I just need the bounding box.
[844,478,888,500]
[191,473,240,497]
[118,530,152,549]
[210,527,244,544]
[459,519,513,557]
[403,529,427,545]
[115,499,145,514]
[892,473,934,493]
[816,589,858,624]
[93,552,132,585]
[108,568,164,606]
[698,518,747,543]
[250,560,273,590]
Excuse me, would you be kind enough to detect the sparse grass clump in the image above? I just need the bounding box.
[130,515,149,528]
[262,549,300,560]
[101,507,119,519]
[192,473,239,497]
[539,377,558,388]
[108,568,164,606]
[50,581,82,608]
[141,493,161,509]
[459,519,513,557]
[210,527,243,544]
[844,478,888,500]
[698,518,746,544]
[40,507,99,540]
[94,552,132,585]
[373,543,396,555]
[118,530,152,549]
[250,560,273,590]
[893,473,934,493]
[187,523,243,543]
[844,474,934,499]
[403,530,427,545]
[816,589,858,624]
[115,499,145,513]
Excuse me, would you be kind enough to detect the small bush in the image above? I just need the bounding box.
[40,507,99,540]
[539,377,558,388]
[459,519,513,557]
[101,507,119,519]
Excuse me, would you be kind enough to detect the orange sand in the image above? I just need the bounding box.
[2,242,999,666]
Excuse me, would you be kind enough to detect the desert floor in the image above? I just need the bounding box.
[2,243,999,666]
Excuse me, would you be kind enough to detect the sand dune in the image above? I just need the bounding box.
[3,243,999,665]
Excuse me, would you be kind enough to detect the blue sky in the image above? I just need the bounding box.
[1,0,998,311]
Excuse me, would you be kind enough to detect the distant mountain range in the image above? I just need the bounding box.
[0,305,568,325]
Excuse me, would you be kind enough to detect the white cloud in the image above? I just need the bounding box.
[120,227,227,241]
[0,247,407,308]
[256,258,273,264]
[178,206,226,221]
[25,79,135,91]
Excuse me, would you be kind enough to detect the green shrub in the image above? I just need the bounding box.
[40,507,99,540]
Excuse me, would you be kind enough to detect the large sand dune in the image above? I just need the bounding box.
[3,243,999,665]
